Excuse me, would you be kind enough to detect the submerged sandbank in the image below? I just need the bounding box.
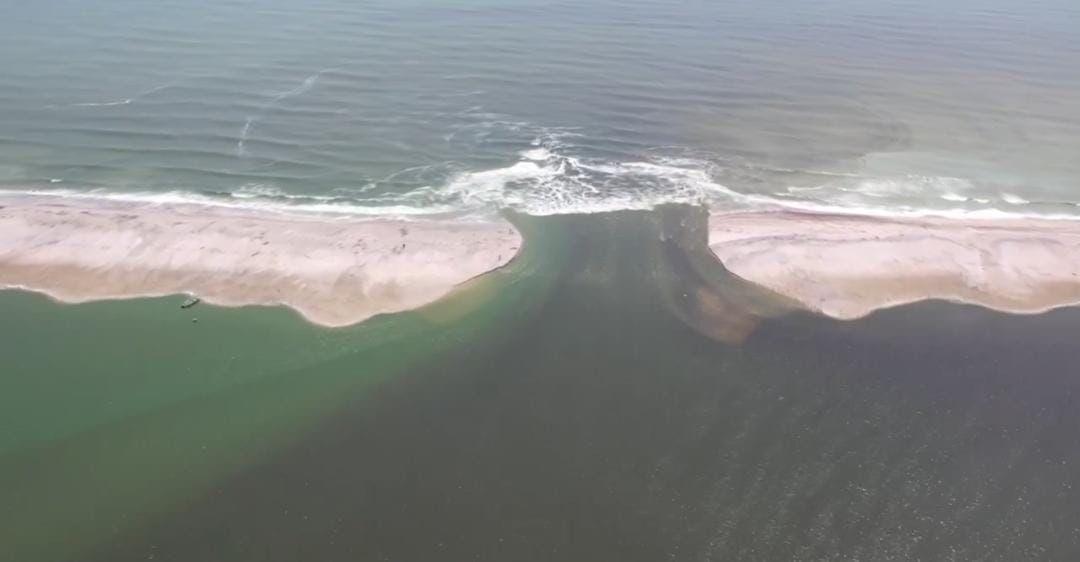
[0,193,521,326]
[709,211,1080,319]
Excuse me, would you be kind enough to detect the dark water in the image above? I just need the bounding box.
[2,0,1079,216]
[5,207,1080,561]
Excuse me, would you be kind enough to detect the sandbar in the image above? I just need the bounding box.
[709,211,1080,319]
[0,193,521,326]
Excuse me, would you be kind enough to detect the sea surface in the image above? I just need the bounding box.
[5,2,1080,561]
[1,0,1079,218]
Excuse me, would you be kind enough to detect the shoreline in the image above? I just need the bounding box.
[5,190,1080,325]
[708,210,1080,319]
[0,194,522,327]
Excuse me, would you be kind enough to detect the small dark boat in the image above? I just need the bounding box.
[180,296,201,309]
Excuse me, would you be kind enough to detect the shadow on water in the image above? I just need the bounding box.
[6,206,1080,561]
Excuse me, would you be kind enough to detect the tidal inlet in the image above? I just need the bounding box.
[3,0,1080,560]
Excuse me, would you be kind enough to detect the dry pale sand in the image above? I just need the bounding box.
[0,194,521,326]
[709,211,1080,319]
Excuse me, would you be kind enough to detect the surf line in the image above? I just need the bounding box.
[236,68,336,157]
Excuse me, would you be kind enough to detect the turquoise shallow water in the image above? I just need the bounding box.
[1,0,1079,217]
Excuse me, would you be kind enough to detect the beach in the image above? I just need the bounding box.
[6,192,1080,326]
[7,191,1080,327]
[0,193,521,326]
[709,210,1080,319]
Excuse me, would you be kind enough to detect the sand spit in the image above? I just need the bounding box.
[0,193,521,326]
[709,211,1080,319]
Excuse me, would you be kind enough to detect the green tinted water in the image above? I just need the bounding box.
[4,207,1080,560]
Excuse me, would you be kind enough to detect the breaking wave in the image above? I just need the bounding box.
[6,134,1080,221]
[420,144,744,215]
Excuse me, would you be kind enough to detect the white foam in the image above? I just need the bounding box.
[0,188,461,219]
[731,194,1080,222]
[733,172,1080,221]
[1002,193,1030,205]
[237,69,332,157]
[520,147,553,161]
[420,147,1079,220]
[829,176,975,203]
[236,119,255,157]
[432,151,742,215]
[51,82,176,109]
[70,99,133,108]
[784,185,825,193]
[232,184,294,199]
[6,138,1079,222]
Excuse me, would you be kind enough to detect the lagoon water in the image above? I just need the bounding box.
[1,0,1079,217]
[5,209,1080,560]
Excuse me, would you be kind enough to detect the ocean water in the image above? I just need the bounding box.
[1,0,1079,218]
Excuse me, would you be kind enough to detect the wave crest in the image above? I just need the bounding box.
[5,133,1079,221]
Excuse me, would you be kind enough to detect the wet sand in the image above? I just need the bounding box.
[709,211,1080,319]
[0,193,521,326]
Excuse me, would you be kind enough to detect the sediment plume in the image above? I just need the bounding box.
[0,193,521,326]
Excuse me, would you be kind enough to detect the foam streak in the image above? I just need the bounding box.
[237,70,331,157]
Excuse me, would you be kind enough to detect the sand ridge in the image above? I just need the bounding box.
[0,193,522,326]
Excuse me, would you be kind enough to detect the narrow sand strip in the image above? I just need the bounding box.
[709,211,1080,319]
[0,194,521,326]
